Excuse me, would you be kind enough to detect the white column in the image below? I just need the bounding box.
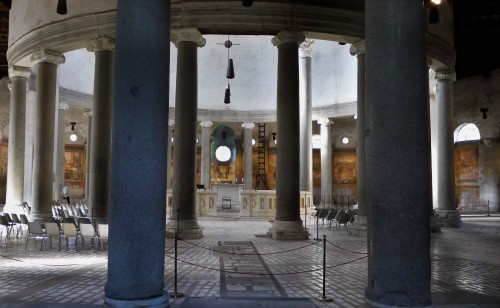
[166,119,174,189]
[5,65,31,211]
[318,117,332,202]
[29,50,65,220]
[199,120,213,189]
[241,122,255,190]
[434,70,461,227]
[53,102,69,201]
[299,39,314,192]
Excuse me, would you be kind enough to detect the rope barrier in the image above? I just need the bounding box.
[179,239,319,256]
[164,253,366,276]
[325,239,368,255]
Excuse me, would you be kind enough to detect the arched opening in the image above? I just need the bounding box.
[454,123,481,143]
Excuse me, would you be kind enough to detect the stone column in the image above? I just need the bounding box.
[87,37,115,221]
[84,111,92,198]
[166,28,205,239]
[350,41,367,236]
[364,0,431,306]
[29,50,65,220]
[268,31,309,240]
[105,0,170,306]
[5,66,31,211]
[54,102,69,200]
[435,70,461,227]
[299,39,314,193]
[166,119,174,189]
[200,120,213,189]
[241,122,255,190]
[318,117,332,203]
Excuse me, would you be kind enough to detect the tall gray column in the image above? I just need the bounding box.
[5,66,31,211]
[299,39,314,193]
[84,111,92,198]
[268,31,309,240]
[435,70,461,227]
[200,120,213,189]
[318,117,332,202]
[166,28,205,239]
[54,102,69,201]
[105,0,170,306]
[350,41,368,236]
[29,50,65,220]
[166,119,174,189]
[241,122,255,190]
[365,1,431,306]
[87,37,115,221]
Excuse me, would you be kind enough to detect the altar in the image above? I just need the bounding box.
[212,184,244,211]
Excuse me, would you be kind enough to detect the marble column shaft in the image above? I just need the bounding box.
[105,0,170,305]
[30,50,65,220]
[269,31,308,240]
[435,70,461,227]
[84,111,92,198]
[168,28,205,239]
[200,121,213,189]
[242,123,255,190]
[6,66,31,209]
[54,103,68,200]
[166,119,174,189]
[365,0,431,306]
[318,117,332,201]
[299,39,314,193]
[88,37,115,221]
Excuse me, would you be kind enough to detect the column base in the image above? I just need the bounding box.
[268,220,309,240]
[350,215,367,237]
[166,219,203,239]
[436,209,462,228]
[365,296,432,308]
[430,215,441,233]
[105,291,169,307]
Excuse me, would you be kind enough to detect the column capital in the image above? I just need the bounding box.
[171,28,206,47]
[299,39,315,58]
[87,36,116,53]
[317,117,330,126]
[241,122,255,130]
[199,120,213,128]
[272,31,305,47]
[349,40,366,56]
[30,50,65,66]
[59,102,69,110]
[84,110,93,117]
[8,65,31,79]
[168,119,175,126]
[435,70,456,81]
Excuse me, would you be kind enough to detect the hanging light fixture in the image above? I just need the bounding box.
[242,0,253,7]
[218,36,239,105]
[70,122,78,142]
[57,0,67,15]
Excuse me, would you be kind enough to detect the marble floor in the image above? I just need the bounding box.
[0,215,499,307]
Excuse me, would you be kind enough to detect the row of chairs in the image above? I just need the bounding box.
[0,213,29,241]
[25,219,108,252]
[311,208,357,230]
[52,199,89,220]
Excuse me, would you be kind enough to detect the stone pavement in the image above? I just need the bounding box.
[0,216,499,307]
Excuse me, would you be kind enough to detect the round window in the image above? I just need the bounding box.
[215,145,231,162]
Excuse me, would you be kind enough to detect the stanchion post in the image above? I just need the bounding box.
[487,200,490,217]
[169,209,185,298]
[318,234,333,302]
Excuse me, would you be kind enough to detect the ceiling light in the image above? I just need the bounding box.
[342,137,349,144]
[242,0,253,7]
[252,139,256,146]
[57,0,67,15]
[70,122,77,142]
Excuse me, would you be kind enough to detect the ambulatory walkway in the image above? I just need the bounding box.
[0,216,499,307]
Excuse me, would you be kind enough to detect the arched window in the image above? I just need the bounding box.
[454,123,480,143]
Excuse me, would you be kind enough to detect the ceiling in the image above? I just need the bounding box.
[0,1,499,81]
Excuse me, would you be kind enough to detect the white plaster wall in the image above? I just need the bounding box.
[9,0,117,46]
[59,49,95,95]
